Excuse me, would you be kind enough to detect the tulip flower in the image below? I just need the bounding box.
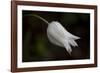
[26,14,80,55]
[47,21,80,55]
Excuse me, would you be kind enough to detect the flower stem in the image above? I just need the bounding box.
[24,14,49,25]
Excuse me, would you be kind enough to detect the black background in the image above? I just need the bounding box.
[22,10,90,62]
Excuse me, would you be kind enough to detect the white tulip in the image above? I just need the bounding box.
[28,14,80,55]
[47,21,80,55]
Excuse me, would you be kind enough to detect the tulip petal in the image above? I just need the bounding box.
[47,32,64,47]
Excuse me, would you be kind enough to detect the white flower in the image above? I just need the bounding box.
[47,21,80,55]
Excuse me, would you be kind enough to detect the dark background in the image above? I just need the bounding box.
[22,10,90,62]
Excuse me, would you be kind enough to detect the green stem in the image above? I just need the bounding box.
[24,14,49,25]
